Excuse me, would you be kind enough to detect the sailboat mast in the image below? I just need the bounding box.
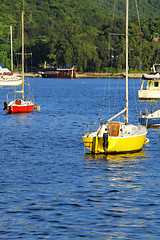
[126,0,129,124]
[10,26,13,72]
[22,11,24,100]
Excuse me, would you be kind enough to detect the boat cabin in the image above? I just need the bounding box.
[138,63,160,100]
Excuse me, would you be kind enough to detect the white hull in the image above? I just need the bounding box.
[138,89,160,100]
[0,76,22,86]
[143,72,160,80]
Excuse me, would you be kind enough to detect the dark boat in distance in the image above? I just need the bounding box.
[41,65,77,79]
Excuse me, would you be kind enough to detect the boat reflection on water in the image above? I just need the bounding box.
[84,150,147,163]
[6,111,34,117]
[5,111,35,126]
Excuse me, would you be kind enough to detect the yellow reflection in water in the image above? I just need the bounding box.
[84,150,147,163]
[83,150,148,239]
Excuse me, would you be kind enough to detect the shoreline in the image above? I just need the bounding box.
[16,72,143,78]
[76,72,143,78]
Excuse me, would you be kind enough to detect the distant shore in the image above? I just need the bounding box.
[16,72,143,78]
[76,72,143,78]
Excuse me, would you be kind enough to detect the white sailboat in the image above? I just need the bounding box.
[4,11,34,113]
[0,26,22,87]
[82,0,147,154]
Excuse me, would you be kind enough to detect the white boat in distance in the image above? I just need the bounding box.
[0,26,22,87]
[138,63,160,100]
[0,67,22,86]
[0,64,13,75]
[0,65,22,87]
[139,109,160,127]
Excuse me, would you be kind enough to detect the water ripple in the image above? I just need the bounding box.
[0,78,159,239]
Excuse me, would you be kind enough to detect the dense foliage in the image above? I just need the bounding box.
[0,0,160,72]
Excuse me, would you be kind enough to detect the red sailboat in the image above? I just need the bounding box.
[4,11,34,113]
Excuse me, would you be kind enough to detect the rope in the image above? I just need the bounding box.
[134,0,141,31]
[134,0,143,71]
[94,78,107,124]
[131,78,139,124]
[112,78,120,116]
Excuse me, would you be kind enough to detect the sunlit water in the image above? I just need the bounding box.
[0,77,159,239]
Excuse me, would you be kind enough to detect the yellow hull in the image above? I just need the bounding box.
[82,133,147,154]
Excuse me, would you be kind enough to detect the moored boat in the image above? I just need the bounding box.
[41,65,77,78]
[0,64,13,76]
[0,75,22,87]
[4,98,34,113]
[0,66,22,87]
[142,63,160,80]
[4,12,34,114]
[139,109,160,127]
[138,63,160,100]
[83,121,147,154]
[0,26,22,87]
[82,0,147,154]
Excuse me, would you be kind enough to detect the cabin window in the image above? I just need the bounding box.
[148,81,153,87]
[154,82,158,87]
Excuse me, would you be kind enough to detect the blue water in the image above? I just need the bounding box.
[0,77,160,239]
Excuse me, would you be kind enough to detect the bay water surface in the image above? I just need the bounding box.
[0,77,159,239]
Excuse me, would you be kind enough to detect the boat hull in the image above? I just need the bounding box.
[41,72,75,78]
[7,105,34,113]
[6,99,34,113]
[139,117,160,127]
[82,133,147,154]
[0,79,22,86]
[142,73,160,80]
[138,90,160,101]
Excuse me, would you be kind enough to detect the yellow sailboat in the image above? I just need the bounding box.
[82,0,147,154]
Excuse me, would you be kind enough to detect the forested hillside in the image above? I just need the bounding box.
[92,0,160,19]
[0,0,160,72]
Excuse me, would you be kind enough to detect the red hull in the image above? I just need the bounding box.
[7,104,34,113]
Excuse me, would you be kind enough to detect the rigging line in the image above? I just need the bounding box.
[131,78,139,123]
[110,0,120,117]
[134,0,142,32]
[134,0,143,71]
[112,78,120,116]
[110,0,118,68]
[95,78,107,124]
[109,76,110,118]
[107,34,111,118]
[94,0,117,125]
[112,0,118,20]
[102,79,107,110]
